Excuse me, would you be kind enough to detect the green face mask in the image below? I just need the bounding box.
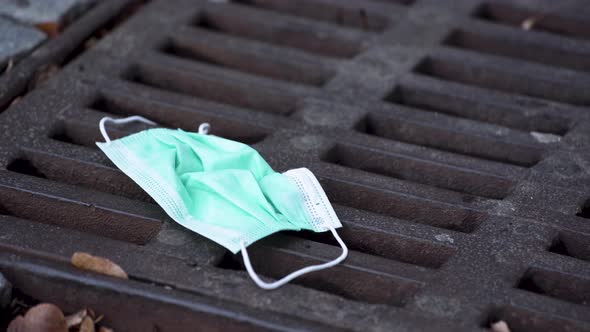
[97,116,347,289]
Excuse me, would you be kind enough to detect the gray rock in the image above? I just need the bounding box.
[0,272,12,309]
[0,0,96,25]
[0,16,45,69]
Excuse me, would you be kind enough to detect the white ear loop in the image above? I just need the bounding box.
[99,116,157,144]
[198,122,210,135]
[240,225,348,290]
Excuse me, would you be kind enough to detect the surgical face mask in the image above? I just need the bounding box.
[97,116,347,289]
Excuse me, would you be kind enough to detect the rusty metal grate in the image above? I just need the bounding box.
[0,0,590,330]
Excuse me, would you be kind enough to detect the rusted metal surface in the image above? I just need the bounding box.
[0,0,590,330]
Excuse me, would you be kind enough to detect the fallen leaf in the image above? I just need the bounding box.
[72,252,128,279]
[65,309,87,328]
[491,320,511,332]
[7,315,25,332]
[98,327,114,332]
[36,22,60,37]
[80,316,95,332]
[22,303,67,332]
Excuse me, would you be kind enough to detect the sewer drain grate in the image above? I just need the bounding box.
[0,0,589,331]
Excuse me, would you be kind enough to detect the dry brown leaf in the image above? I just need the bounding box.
[7,315,25,332]
[65,309,87,328]
[491,320,511,332]
[71,252,128,279]
[36,22,60,37]
[80,316,95,332]
[98,327,114,332]
[22,303,67,332]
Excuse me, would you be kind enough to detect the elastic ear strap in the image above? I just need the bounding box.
[198,122,210,135]
[99,116,157,144]
[240,226,348,290]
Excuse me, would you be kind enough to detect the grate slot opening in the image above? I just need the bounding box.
[548,237,570,257]
[517,268,590,306]
[414,57,590,107]
[50,119,138,149]
[445,29,590,73]
[0,178,160,245]
[476,3,590,41]
[127,61,298,116]
[230,0,390,32]
[6,152,154,203]
[549,232,590,262]
[195,8,363,58]
[576,199,590,219]
[0,204,8,216]
[7,158,48,179]
[386,81,571,136]
[323,144,516,199]
[216,240,422,306]
[89,95,269,145]
[160,37,331,86]
[91,97,129,116]
[359,110,543,167]
[319,177,486,233]
[217,252,244,271]
[287,228,455,269]
[51,124,91,147]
